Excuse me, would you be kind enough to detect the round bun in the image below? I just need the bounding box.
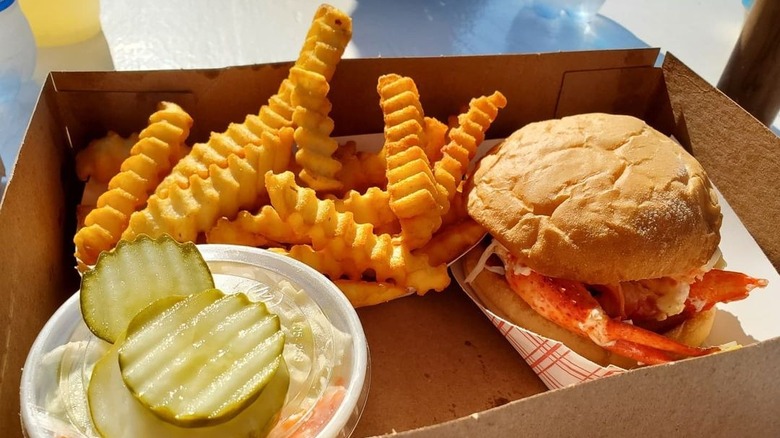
[466,113,722,284]
[462,243,717,368]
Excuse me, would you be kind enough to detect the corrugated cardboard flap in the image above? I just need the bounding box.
[662,53,780,271]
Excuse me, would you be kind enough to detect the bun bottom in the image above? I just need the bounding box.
[462,243,717,369]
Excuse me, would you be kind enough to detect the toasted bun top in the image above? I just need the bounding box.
[466,113,722,284]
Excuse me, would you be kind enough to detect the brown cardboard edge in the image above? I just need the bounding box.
[381,337,780,437]
[661,52,780,271]
[42,48,662,144]
[0,76,80,433]
[555,66,663,119]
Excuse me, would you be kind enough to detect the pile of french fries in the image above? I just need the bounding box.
[73,4,506,307]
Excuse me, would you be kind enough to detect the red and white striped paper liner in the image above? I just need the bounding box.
[451,260,626,390]
[480,307,625,389]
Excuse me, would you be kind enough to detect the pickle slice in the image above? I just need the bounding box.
[118,289,287,427]
[88,334,288,438]
[80,234,214,343]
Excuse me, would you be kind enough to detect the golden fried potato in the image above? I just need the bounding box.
[378,74,425,137]
[334,141,387,194]
[123,6,355,242]
[123,129,292,242]
[378,74,448,250]
[256,171,449,294]
[433,91,507,215]
[414,218,486,266]
[330,187,399,234]
[296,4,353,81]
[422,116,448,163]
[209,167,401,247]
[385,139,445,249]
[276,241,450,296]
[208,171,345,248]
[75,131,138,184]
[74,102,192,266]
[206,209,283,247]
[291,5,353,192]
[265,171,367,251]
[292,102,342,192]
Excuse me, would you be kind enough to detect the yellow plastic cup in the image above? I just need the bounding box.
[18,0,100,47]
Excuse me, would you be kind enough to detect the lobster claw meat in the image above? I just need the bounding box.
[502,252,767,365]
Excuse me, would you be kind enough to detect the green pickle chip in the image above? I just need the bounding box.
[81,234,215,343]
[81,235,289,435]
[118,289,286,427]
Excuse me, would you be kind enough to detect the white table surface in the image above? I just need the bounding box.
[94,0,747,86]
[2,0,776,185]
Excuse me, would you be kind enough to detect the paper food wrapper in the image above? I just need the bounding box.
[450,260,626,390]
[450,189,780,391]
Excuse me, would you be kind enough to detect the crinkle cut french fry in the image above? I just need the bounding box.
[148,4,348,198]
[273,242,450,296]
[269,245,361,282]
[264,171,373,251]
[334,141,387,194]
[123,6,353,243]
[378,74,447,250]
[292,100,342,192]
[423,116,448,163]
[208,184,399,246]
[123,127,293,242]
[433,91,507,215]
[259,171,449,294]
[75,131,138,184]
[252,4,353,159]
[205,209,284,247]
[291,5,353,192]
[330,187,399,234]
[290,74,338,190]
[414,218,487,266]
[207,206,309,247]
[440,181,468,227]
[261,171,397,256]
[386,143,444,250]
[207,171,361,249]
[74,102,192,266]
[385,142,440,219]
[379,74,426,146]
[151,6,349,199]
[154,110,292,201]
[333,279,415,308]
[297,4,353,81]
[127,96,297,242]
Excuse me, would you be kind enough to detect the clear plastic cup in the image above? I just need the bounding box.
[18,0,100,47]
[20,245,370,438]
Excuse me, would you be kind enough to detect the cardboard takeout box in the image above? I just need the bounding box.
[1,48,779,437]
